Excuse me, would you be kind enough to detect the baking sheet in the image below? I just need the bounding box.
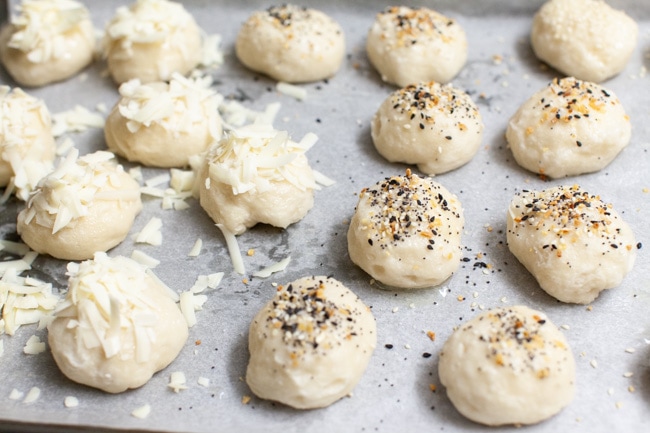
[1,0,649,432]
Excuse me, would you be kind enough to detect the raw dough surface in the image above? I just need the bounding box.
[531,0,638,83]
[506,185,637,304]
[347,169,464,289]
[48,253,188,393]
[506,77,630,178]
[103,0,202,84]
[235,4,345,83]
[17,150,142,261]
[366,6,467,87]
[199,125,316,235]
[439,305,576,426]
[246,275,376,409]
[371,81,483,175]
[0,0,95,87]
[105,74,222,167]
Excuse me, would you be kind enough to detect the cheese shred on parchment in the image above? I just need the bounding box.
[216,224,245,275]
[0,242,59,336]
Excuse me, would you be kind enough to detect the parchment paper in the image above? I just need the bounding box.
[0,1,648,432]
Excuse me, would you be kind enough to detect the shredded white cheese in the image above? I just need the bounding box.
[0,86,56,202]
[22,149,139,235]
[53,253,177,362]
[51,105,105,137]
[188,238,202,257]
[200,32,224,68]
[189,272,223,293]
[179,291,197,328]
[218,100,281,128]
[22,387,41,404]
[253,256,291,278]
[145,173,171,188]
[116,72,222,138]
[197,377,210,387]
[276,82,307,101]
[206,124,317,195]
[134,217,163,246]
[56,137,75,156]
[64,396,79,408]
[0,260,59,336]
[170,169,195,193]
[216,224,245,275]
[131,403,151,419]
[7,0,91,63]
[130,249,160,268]
[313,169,336,187]
[9,389,24,400]
[167,371,188,393]
[23,334,46,355]
[105,0,196,51]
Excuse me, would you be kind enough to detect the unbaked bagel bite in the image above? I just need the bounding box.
[0,86,56,200]
[0,0,95,87]
[246,276,376,409]
[236,4,345,83]
[348,169,464,289]
[506,77,630,178]
[439,305,575,426]
[507,185,637,304]
[48,252,188,393]
[531,0,637,82]
[199,124,316,235]
[371,81,483,175]
[17,150,142,261]
[105,73,222,168]
[103,0,202,84]
[366,6,467,87]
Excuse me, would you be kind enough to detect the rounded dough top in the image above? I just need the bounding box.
[235,4,345,83]
[105,73,223,167]
[531,0,638,83]
[246,275,377,409]
[439,305,576,426]
[0,85,56,199]
[366,6,467,87]
[17,150,142,261]
[103,0,202,84]
[506,77,630,178]
[347,169,464,289]
[506,185,637,304]
[0,0,96,87]
[48,252,188,393]
[199,124,316,234]
[371,81,483,175]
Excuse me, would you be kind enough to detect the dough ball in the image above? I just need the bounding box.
[199,125,316,235]
[235,4,345,83]
[439,305,575,426]
[0,0,95,87]
[371,81,483,175]
[246,275,376,409]
[507,185,637,304]
[506,77,630,178]
[0,86,56,199]
[347,169,464,289]
[366,6,467,87]
[17,150,142,261]
[105,74,222,168]
[103,0,202,84]
[48,252,188,393]
[531,0,638,83]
